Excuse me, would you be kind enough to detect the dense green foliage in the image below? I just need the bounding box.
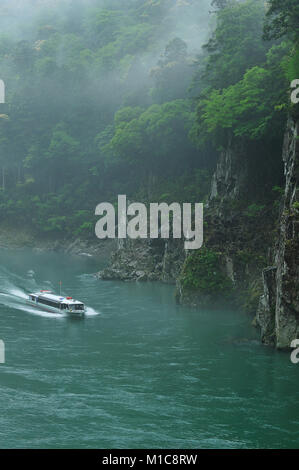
[0,0,297,240]
[0,0,213,236]
[193,0,298,148]
[263,0,299,43]
[202,0,269,88]
[180,247,233,295]
[197,43,290,142]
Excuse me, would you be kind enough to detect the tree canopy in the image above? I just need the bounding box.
[0,0,297,236]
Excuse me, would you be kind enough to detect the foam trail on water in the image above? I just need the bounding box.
[85,306,100,316]
[0,265,63,318]
[15,304,66,319]
[7,287,28,300]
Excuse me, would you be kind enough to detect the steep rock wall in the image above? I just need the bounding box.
[257,118,299,349]
[175,140,274,310]
[97,122,298,351]
[98,236,186,283]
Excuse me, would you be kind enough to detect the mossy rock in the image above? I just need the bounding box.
[179,247,233,298]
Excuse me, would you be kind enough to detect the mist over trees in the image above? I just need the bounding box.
[0,0,297,237]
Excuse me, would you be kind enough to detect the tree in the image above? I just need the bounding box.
[211,0,231,10]
[263,0,299,43]
[201,0,270,89]
[197,59,288,144]
[102,100,198,197]
[150,38,192,103]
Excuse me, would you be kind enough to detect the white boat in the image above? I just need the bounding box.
[27,290,85,315]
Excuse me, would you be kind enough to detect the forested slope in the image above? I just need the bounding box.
[0,0,213,236]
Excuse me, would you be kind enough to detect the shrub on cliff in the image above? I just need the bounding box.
[179,247,233,296]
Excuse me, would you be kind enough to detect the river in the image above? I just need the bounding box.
[0,248,298,449]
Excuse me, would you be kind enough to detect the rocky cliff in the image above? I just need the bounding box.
[98,119,298,350]
[175,139,277,310]
[98,236,186,283]
[257,118,299,349]
[99,139,275,311]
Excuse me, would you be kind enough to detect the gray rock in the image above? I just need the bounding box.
[257,118,299,349]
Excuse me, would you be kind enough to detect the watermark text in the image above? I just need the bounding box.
[290,339,299,364]
[95,195,203,250]
[291,79,299,104]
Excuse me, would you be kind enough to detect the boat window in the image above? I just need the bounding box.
[38,298,60,308]
[75,304,84,311]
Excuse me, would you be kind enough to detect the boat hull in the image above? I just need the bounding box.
[26,300,84,316]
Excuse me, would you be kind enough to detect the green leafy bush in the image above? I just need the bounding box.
[180,247,233,295]
[245,203,265,218]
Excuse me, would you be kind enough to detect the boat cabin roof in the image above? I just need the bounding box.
[30,292,84,305]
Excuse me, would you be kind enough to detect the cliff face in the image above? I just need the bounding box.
[99,140,274,313]
[98,237,186,283]
[177,118,299,348]
[210,141,248,202]
[175,140,275,310]
[257,118,299,349]
[98,119,298,349]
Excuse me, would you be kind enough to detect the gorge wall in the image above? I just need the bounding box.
[98,118,299,349]
[257,118,299,349]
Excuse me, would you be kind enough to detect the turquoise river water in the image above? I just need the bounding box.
[0,248,298,449]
